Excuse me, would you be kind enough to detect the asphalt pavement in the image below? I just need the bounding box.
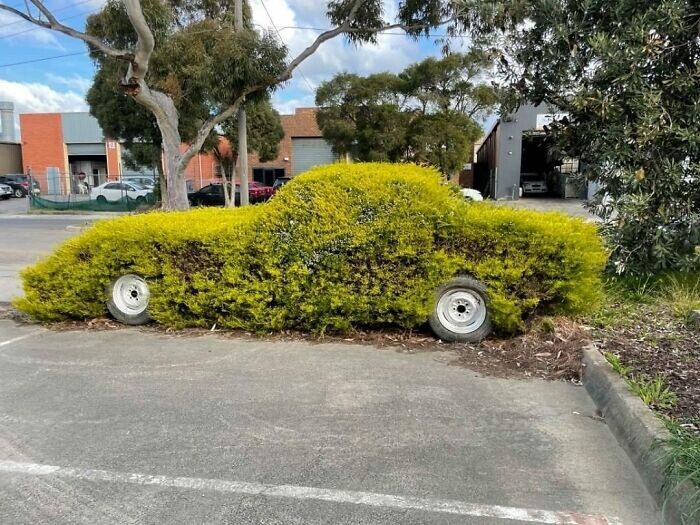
[0,200,97,303]
[0,320,662,524]
[0,203,661,523]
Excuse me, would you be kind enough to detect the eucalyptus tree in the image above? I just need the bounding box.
[0,0,469,210]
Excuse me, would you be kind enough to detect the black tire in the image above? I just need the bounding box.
[13,188,23,198]
[96,195,107,203]
[429,275,492,343]
[106,274,152,326]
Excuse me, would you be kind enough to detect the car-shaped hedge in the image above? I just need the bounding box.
[16,163,606,342]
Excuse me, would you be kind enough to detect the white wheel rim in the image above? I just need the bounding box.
[436,288,487,334]
[112,275,150,315]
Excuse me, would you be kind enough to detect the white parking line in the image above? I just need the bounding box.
[0,331,41,348]
[0,460,621,524]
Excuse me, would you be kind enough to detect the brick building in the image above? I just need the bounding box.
[19,107,336,194]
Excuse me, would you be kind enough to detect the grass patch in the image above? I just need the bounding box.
[626,376,678,409]
[659,421,700,521]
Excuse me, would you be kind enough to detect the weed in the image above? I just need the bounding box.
[605,352,631,377]
[627,376,678,409]
[658,421,700,520]
[663,275,700,322]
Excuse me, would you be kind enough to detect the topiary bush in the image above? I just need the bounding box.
[15,163,607,334]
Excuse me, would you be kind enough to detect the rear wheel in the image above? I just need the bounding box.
[13,188,23,198]
[429,276,492,342]
[106,274,152,325]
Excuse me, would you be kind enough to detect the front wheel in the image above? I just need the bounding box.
[106,274,152,325]
[13,188,23,198]
[96,195,107,203]
[429,276,492,342]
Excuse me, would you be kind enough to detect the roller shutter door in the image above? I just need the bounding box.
[291,138,337,176]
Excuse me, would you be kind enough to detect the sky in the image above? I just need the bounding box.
[0,0,478,137]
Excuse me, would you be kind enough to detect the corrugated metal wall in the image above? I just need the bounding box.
[291,138,337,176]
[61,113,104,144]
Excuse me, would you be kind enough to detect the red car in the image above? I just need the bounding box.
[241,181,274,202]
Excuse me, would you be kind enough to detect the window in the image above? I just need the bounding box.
[104,183,120,190]
[253,167,285,187]
[214,163,223,178]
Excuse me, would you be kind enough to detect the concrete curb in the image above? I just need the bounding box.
[582,345,697,524]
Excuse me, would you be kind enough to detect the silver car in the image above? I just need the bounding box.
[0,183,12,200]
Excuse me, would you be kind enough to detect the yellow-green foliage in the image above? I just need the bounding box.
[16,163,607,334]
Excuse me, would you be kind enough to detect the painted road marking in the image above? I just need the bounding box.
[0,331,41,348]
[0,460,622,524]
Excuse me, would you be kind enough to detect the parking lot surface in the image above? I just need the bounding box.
[0,320,661,524]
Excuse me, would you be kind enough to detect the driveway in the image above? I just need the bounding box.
[496,198,596,220]
[0,320,661,524]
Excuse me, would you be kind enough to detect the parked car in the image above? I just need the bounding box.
[0,174,41,198]
[122,175,156,189]
[460,188,484,201]
[0,183,12,200]
[91,181,151,203]
[18,163,606,344]
[521,173,548,194]
[189,183,240,207]
[272,176,291,193]
[246,181,274,202]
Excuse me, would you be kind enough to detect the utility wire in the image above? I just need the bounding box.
[258,0,315,94]
[0,49,86,68]
[0,21,468,69]
[0,0,97,28]
[0,7,100,39]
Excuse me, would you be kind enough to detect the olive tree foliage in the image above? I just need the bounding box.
[458,0,700,274]
[316,52,496,176]
[0,0,469,211]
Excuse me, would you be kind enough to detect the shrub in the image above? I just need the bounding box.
[16,163,607,334]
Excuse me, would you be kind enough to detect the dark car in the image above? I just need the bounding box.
[188,183,240,207]
[272,176,291,193]
[0,174,41,198]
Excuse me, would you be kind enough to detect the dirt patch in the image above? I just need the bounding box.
[591,301,699,433]
[453,319,589,382]
[1,303,590,383]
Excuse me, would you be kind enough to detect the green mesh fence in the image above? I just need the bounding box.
[29,194,156,212]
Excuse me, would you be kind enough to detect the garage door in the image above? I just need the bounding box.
[292,138,338,176]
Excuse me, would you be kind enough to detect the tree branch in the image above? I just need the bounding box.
[182,0,466,173]
[0,1,132,61]
[122,0,155,80]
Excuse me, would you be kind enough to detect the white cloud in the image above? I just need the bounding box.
[0,79,88,139]
[251,0,435,100]
[0,12,65,49]
[45,73,93,93]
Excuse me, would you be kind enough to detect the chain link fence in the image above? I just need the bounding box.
[29,171,158,212]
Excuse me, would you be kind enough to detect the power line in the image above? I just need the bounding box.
[0,7,100,39]
[0,21,469,69]
[258,0,315,94]
[0,50,86,68]
[0,0,97,29]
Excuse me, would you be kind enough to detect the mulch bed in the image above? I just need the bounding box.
[0,304,590,382]
[590,302,700,434]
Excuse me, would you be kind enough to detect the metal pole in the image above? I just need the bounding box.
[235,0,249,206]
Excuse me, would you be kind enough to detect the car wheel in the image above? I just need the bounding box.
[429,275,492,342]
[96,195,107,203]
[136,196,146,205]
[106,274,152,325]
[13,188,23,198]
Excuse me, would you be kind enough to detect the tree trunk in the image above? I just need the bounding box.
[158,119,189,211]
